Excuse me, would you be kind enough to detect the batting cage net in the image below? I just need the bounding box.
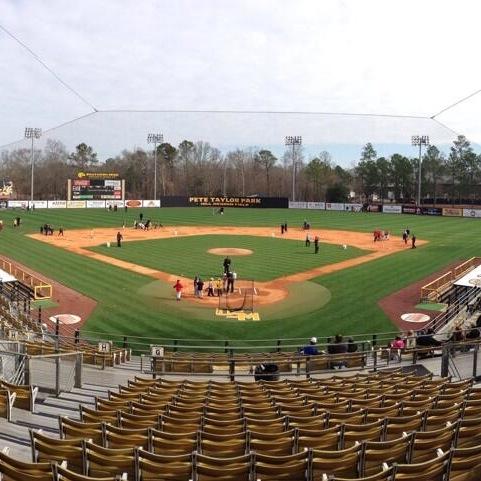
[218,279,255,313]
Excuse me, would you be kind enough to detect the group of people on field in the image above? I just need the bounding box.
[402,227,417,249]
[40,223,63,236]
[173,256,238,301]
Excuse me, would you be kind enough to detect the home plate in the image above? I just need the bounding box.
[401,313,430,323]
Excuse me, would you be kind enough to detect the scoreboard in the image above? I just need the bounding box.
[69,178,124,200]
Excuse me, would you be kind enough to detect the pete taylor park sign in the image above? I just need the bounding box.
[159,196,288,208]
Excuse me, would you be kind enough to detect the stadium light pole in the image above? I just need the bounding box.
[285,136,302,201]
[411,135,429,207]
[24,128,42,202]
[147,133,163,200]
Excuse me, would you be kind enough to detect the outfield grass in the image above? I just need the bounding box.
[0,207,477,341]
[89,234,366,282]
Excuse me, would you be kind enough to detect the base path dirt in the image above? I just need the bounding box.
[29,226,426,308]
[0,256,96,335]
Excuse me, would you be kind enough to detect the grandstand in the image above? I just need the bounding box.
[1,278,481,479]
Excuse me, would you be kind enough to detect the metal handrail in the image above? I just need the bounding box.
[427,287,481,331]
[10,356,25,385]
[0,350,81,360]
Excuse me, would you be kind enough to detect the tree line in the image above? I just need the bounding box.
[0,135,478,203]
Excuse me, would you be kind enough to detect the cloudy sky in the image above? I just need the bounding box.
[1,0,480,164]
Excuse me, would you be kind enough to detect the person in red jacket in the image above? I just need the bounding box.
[173,280,183,301]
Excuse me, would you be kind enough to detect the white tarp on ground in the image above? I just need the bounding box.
[454,265,481,288]
[0,268,16,283]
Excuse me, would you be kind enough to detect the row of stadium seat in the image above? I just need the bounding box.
[22,429,481,480]
[1,372,480,479]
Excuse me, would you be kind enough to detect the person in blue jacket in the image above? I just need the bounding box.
[301,337,320,355]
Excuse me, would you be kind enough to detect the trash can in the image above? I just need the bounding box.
[254,363,280,381]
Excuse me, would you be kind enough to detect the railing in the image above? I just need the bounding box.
[0,350,82,395]
[74,329,404,356]
[440,343,481,381]
[421,257,481,301]
[426,287,481,332]
[0,341,22,382]
[0,256,52,299]
[136,342,481,380]
[454,257,481,277]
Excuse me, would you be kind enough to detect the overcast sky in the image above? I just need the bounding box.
[1,0,481,164]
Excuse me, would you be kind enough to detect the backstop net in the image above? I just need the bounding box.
[218,279,255,313]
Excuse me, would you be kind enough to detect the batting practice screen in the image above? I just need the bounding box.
[68,179,124,200]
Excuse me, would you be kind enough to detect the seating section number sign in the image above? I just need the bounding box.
[98,342,111,353]
[151,346,164,357]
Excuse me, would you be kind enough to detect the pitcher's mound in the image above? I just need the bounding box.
[208,248,253,256]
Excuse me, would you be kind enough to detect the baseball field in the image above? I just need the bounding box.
[0,207,477,342]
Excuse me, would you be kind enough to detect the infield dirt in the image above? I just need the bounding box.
[30,226,425,308]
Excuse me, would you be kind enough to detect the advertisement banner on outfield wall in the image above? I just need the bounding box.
[125,199,142,208]
[325,202,345,211]
[463,208,481,218]
[29,201,48,209]
[366,204,381,212]
[307,202,325,210]
[345,203,363,212]
[402,205,421,215]
[289,201,308,209]
[443,207,463,217]
[105,200,125,208]
[142,200,161,208]
[8,200,28,208]
[421,207,442,216]
[86,200,106,208]
[382,205,402,214]
[48,200,67,208]
[66,200,86,208]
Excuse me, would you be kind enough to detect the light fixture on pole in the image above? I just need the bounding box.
[147,133,163,200]
[285,136,302,202]
[411,135,429,207]
[24,128,42,202]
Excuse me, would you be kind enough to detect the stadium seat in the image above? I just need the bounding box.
[80,406,119,425]
[0,389,16,421]
[0,380,38,412]
[360,433,415,477]
[449,444,481,481]
[193,452,252,481]
[457,417,481,448]
[149,428,197,455]
[392,449,452,480]
[0,450,53,481]
[83,442,134,479]
[102,425,149,449]
[30,430,84,474]
[384,413,426,440]
[54,464,124,481]
[135,450,192,481]
[253,451,310,481]
[198,430,249,457]
[311,443,362,479]
[58,418,103,445]
[327,465,395,481]
[249,429,297,456]
[342,420,386,449]
[297,425,342,451]
[117,411,161,429]
[410,422,458,463]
